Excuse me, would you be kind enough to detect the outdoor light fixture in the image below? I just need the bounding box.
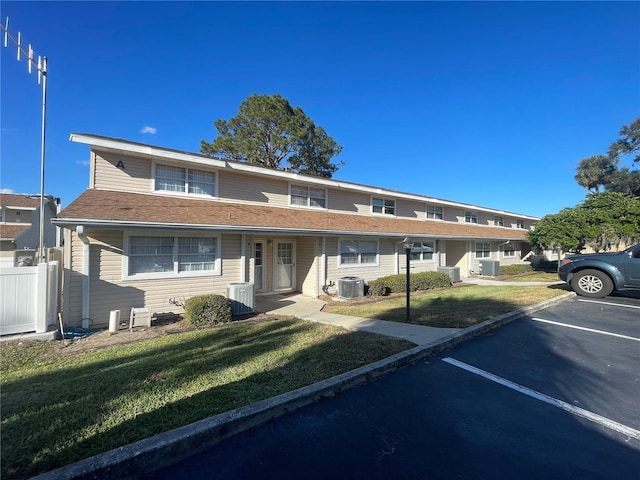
[402,236,412,323]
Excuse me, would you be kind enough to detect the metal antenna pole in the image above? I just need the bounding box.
[1,17,48,262]
[39,57,48,262]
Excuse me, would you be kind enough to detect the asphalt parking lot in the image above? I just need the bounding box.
[147,294,640,480]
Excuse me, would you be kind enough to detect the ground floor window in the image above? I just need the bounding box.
[503,242,517,257]
[475,241,491,258]
[126,234,220,278]
[410,241,435,261]
[339,239,378,266]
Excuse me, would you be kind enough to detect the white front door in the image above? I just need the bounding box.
[254,240,265,292]
[274,240,295,291]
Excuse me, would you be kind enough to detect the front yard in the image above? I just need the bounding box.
[0,319,411,480]
[1,281,569,479]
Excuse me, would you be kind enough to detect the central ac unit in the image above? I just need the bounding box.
[227,282,255,315]
[337,276,364,299]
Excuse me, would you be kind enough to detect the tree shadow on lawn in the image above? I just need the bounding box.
[1,319,410,480]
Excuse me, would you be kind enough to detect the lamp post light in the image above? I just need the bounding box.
[402,237,412,323]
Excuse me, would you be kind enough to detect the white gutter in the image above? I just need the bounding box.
[76,226,90,328]
[53,218,526,241]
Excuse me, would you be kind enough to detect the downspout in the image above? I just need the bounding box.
[240,234,247,282]
[77,226,90,328]
[320,236,327,294]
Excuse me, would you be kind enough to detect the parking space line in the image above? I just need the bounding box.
[531,317,640,342]
[442,357,640,441]
[578,299,640,310]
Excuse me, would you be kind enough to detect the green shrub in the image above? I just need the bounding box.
[184,294,232,327]
[499,264,534,275]
[367,271,451,296]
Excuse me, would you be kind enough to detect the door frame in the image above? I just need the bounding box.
[272,239,296,291]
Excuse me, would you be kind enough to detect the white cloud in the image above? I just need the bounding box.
[141,125,157,134]
[76,160,90,166]
[1,188,15,194]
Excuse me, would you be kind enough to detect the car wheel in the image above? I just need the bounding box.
[572,269,613,298]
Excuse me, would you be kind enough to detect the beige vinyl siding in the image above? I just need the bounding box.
[64,230,84,324]
[325,237,397,286]
[66,229,242,328]
[218,170,289,207]
[93,152,152,193]
[396,200,421,219]
[326,189,370,214]
[296,236,317,296]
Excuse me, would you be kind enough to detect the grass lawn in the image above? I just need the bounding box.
[497,272,561,282]
[0,318,412,480]
[323,284,570,328]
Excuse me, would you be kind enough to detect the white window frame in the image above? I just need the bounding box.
[338,238,379,267]
[465,211,478,224]
[503,243,517,257]
[123,232,221,280]
[426,205,443,220]
[475,241,491,259]
[289,184,327,209]
[372,197,395,216]
[494,216,504,227]
[409,241,436,262]
[153,162,217,198]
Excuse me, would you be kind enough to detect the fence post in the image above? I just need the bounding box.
[35,262,48,333]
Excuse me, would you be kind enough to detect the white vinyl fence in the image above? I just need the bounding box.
[0,261,59,335]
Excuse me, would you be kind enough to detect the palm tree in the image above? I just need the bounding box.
[574,155,618,193]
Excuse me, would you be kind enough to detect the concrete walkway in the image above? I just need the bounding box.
[255,293,460,346]
[255,276,564,346]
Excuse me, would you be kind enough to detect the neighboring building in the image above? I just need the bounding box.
[54,133,538,327]
[0,193,60,268]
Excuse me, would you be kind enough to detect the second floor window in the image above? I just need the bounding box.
[290,185,326,208]
[155,164,215,196]
[372,198,395,215]
[517,219,525,229]
[494,216,504,227]
[426,205,443,220]
[465,211,478,224]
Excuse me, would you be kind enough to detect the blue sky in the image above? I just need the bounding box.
[1,1,639,218]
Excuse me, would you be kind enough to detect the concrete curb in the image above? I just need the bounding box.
[31,292,575,480]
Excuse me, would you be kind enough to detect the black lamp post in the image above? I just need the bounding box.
[402,237,412,322]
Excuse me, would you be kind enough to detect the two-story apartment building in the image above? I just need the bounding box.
[0,193,61,268]
[53,134,538,328]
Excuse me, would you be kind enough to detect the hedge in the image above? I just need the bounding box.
[367,271,452,297]
[184,294,233,327]
[498,264,534,275]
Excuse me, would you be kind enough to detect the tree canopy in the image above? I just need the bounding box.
[200,94,343,178]
[608,116,640,163]
[526,192,640,253]
[574,154,618,193]
[574,117,640,197]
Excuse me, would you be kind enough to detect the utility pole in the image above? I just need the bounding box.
[1,17,48,262]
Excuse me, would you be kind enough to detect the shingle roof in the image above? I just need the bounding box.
[56,189,529,240]
[0,194,41,209]
[0,224,30,240]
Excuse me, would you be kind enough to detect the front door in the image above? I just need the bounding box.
[254,240,265,292]
[274,240,295,291]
